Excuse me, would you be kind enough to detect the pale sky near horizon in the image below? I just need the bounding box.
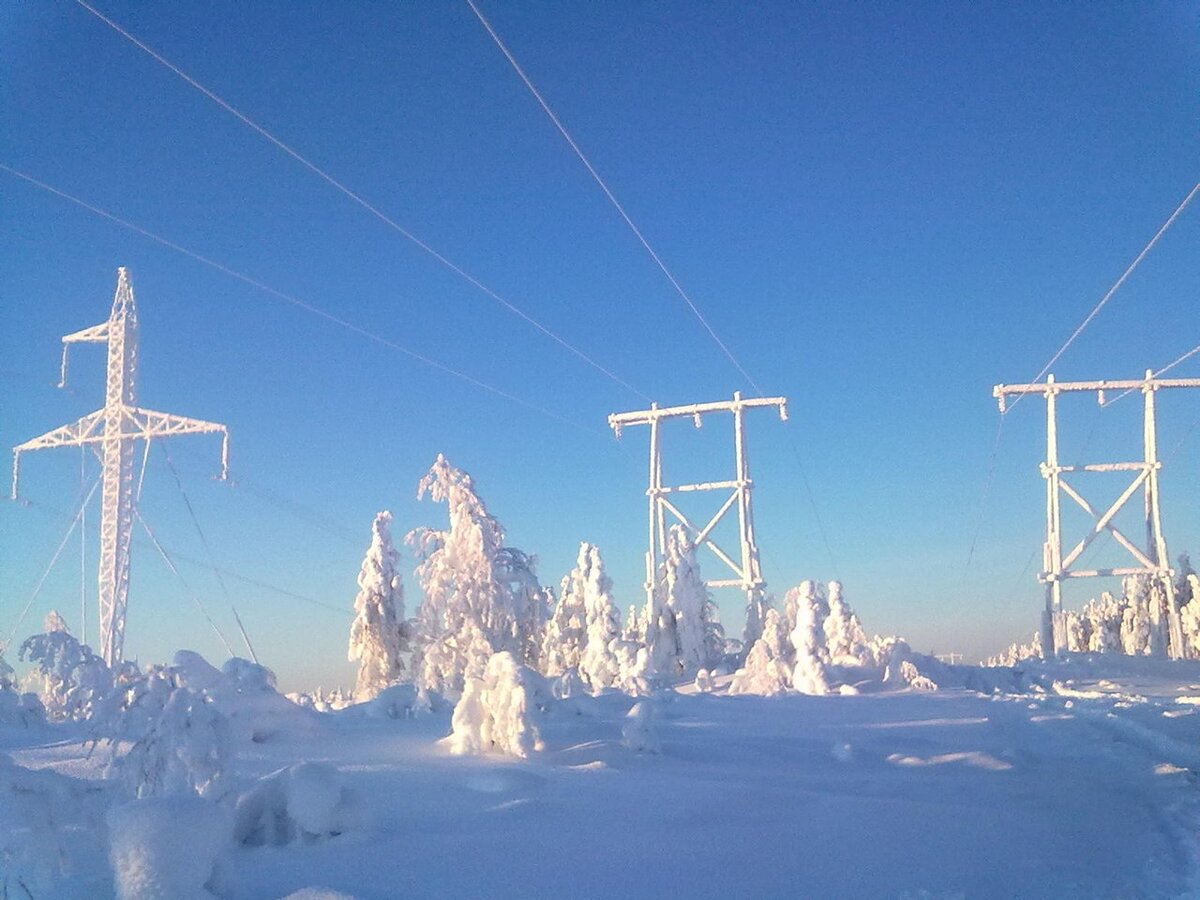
[2,1,1198,691]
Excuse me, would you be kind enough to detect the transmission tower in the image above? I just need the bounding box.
[609,391,788,617]
[994,372,1200,659]
[12,268,230,667]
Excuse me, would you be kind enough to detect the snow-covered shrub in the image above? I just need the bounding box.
[364,682,431,719]
[108,796,230,900]
[109,684,232,801]
[899,660,939,691]
[19,628,112,721]
[348,510,408,702]
[693,669,715,693]
[408,455,546,694]
[742,590,772,657]
[622,701,659,753]
[447,651,544,758]
[204,656,319,745]
[729,609,793,696]
[233,762,356,847]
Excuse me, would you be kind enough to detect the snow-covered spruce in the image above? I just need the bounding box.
[642,525,723,680]
[729,608,793,696]
[348,510,408,702]
[447,651,545,758]
[788,581,831,695]
[408,455,546,695]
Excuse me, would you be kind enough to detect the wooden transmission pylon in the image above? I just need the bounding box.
[994,372,1200,659]
[609,391,788,620]
[11,268,229,667]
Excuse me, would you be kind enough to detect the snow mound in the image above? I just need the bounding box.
[234,762,357,847]
[363,683,431,719]
[447,651,545,758]
[107,796,230,900]
[622,700,660,753]
[280,890,360,900]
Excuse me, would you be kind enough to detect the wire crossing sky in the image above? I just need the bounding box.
[1,1,1197,690]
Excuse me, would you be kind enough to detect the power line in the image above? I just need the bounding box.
[0,163,602,437]
[464,0,760,394]
[72,0,651,404]
[134,507,237,657]
[1101,339,1200,407]
[1009,182,1200,415]
[463,1,844,578]
[2,478,101,653]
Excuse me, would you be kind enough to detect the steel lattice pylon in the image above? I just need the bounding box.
[12,268,229,666]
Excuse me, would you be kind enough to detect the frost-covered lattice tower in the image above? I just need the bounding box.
[11,268,229,666]
[995,372,1200,659]
[609,392,788,612]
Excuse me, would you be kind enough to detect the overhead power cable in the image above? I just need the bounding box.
[2,478,101,653]
[0,164,602,437]
[1101,339,1200,407]
[464,1,844,576]
[464,0,760,394]
[1008,182,1200,416]
[134,508,237,657]
[964,183,1199,577]
[72,0,650,404]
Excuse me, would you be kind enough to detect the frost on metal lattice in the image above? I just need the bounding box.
[609,392,788,627]
[995,373,1200,660]
[12,268,229,666]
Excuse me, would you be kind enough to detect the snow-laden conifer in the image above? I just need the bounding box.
[789,584,830,695]
[577,544,624,690]
[348,511,408,701]
[542,573,586,677]
[742,590,771,657]
[823,581,870,665]
[643,526,723,678]
[729,608,793,696]
[19,629,112,722]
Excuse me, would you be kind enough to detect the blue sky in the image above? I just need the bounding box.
[2,1,1198,691]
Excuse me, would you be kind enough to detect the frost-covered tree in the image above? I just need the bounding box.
[542,574,586,677]
[1120,575,1152,656]
[577,544,624,690]
[408,455,542,694]
[789,584,830,695]
[447,651,545,758]
[642,526,723,678]
[823,581,869,665]
[742,590,772,657]
[19,630,112,722]
[108,684,232,800]
[729,608,793,696]
[348,510,408,701]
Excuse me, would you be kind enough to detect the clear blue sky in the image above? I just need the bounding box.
[2,1,1197,691]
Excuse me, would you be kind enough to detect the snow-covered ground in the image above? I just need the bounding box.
[7,655,1200,899]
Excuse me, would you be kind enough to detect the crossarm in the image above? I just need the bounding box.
[58,321,110,388]
[11,409,106,498]
[126,407,230,479]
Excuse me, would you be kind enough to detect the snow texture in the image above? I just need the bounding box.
[107,796,230,900]
[233,762,356,847]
